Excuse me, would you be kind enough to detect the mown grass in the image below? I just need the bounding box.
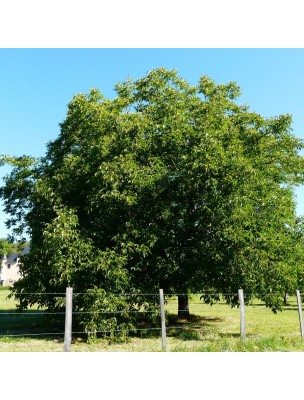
[0,289,303,351]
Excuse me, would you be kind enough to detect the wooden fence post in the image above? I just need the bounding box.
[159,289,167,351]
[64,287,73,352]
[238,289,245,341]
[296,290,304,339]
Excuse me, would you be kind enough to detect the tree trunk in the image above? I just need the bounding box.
[178,294,190,318]
[284,292,288,305]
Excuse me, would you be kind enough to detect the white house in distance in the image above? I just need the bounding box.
[0,246,30,287]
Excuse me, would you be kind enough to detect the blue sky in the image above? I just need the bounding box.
[1,48,304,238]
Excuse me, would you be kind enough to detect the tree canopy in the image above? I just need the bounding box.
[0,239,11,257]
[0,238,28,258]
[1,68,304,329]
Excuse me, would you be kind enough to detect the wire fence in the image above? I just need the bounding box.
[0,288,304,350]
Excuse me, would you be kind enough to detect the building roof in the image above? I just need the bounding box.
[19,245,30,256]
[6,246,30,263]
[6,253,18,263]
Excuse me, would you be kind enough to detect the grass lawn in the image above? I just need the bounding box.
[0,287,304,351]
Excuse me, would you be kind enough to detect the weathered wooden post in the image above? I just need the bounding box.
[296,290,304,339]
[238,289,245,341]
[159,289,167,351]
[64,287,73,352]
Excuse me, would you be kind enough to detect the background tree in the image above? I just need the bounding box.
[0,238,27,258]
[1,68,304,330]
[0,239,11,257]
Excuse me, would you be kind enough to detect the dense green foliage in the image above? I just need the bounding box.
[0,238,28,257]
[1,68,304,333]
[0,239,11,257]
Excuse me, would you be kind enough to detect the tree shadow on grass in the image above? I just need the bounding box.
[282,306,299,311]
[0,309,66,339]
[165,313,224,341]
[167,313,223,325]
[115,312,224,341]
[217,332,241,338]
[0,309,228,343]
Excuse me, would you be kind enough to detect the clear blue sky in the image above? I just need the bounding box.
[1,48,304,239]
